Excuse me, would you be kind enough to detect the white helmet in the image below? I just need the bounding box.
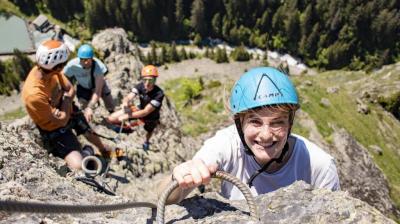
[36,40,69,70]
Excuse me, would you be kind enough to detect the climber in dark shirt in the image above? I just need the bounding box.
[107,65,164,151]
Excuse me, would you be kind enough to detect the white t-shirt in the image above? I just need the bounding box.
[63,57,107,89]
[193,125,340,200]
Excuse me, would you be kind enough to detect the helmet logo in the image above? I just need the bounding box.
[253,73,283,101]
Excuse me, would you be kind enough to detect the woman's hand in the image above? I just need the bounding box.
[172,159,218,189]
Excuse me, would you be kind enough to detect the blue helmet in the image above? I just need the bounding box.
[77,44,94,59]
[230,67,299,115]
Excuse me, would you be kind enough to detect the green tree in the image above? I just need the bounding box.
[84,0,107,34]
[214,47,229,63]
[190,0,206,36]
[175,0,185,36]
[0,60,19,95]
[11,49,33,81]
[179,47,188,60]
[193,33,202,47]
[159,45,168,64]
[211,13,222,36]
[300,4,313,37]
[168,42,180,62]
[135,44,145,62]
[11,0,39,16]
[230,44,250,61]
[148,41,158,65]
[284,10,300,51]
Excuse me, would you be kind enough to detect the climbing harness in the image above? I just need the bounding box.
[0,171,259,223]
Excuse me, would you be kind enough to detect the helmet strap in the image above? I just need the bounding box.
[234,116,253,155]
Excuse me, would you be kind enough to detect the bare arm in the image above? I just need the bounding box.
[118,103,156,121]
[87,76,104,109]
[55,76,75,124]
[122,92,137,106]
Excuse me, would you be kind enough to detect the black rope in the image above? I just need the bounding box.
[75,177,115,196]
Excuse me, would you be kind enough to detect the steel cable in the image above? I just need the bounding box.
[156,170,259,224]
[0,200,156,213]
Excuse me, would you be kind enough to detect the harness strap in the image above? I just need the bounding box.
[90,60,96,90]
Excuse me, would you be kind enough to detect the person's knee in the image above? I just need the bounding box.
[107,110,123,122]
[107,114,118,123]
[64,151,82,170]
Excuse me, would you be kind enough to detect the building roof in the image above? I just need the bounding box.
[32,14,48,29]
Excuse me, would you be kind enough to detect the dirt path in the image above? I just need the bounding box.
[157,57,309,84]
[157,58,261,83]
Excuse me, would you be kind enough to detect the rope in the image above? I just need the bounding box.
[0,200,156,214]
[156,170,259,224]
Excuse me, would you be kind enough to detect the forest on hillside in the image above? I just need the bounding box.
[5,0,400,70]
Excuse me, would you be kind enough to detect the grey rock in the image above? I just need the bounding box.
[370,145,383,156]
[304,80,313,86]
[320,98,331,107]
[329,128,397,217]
[161,182,395,224]
[327,86,339,94]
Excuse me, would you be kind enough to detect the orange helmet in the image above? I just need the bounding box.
[141,65,159,78]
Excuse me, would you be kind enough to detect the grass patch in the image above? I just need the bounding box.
[291,120,311,139]
[293,71,400,210]
[0,0,23,16]
[162,76,232,136]
[0,107,26,121]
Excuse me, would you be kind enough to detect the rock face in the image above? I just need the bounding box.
[330,128,397,217]
[297,110,399,218]
[161,181,395,224]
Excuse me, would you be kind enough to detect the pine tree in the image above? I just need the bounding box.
[179,47,188,60]
[135,44,144,62]
[11,49,33,81]
[190,0,206,36]
[230,44,250,61]
[211,13,222,36]
[150,41,158,65]
[160,45,169,64]
[169,42,180,62]
[214,47,229,63]
[175,0,184,36]
[204,47,210,58]
[193,33,202,47]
